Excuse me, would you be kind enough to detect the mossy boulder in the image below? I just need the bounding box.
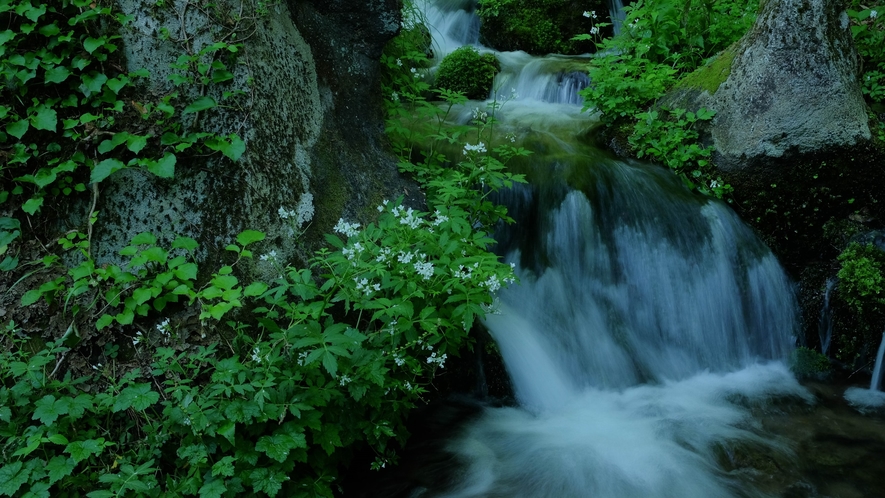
[435,46,500,99]
[476,0,610,55]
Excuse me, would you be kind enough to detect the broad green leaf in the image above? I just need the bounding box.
[83,36,104,54]
[255,433,305,463]
[130,232,157,245]
[90,158,125,183]
[21,289,43,306]
[113,383,158,412]
[205,134,246,161]
[33,394,64,425]
[183,96,217,114]
[97,132,129,154]
[44,65,70,83]
[147,153,175,178]
[0,462,28,496]
[115,308,134,326]
[244,282,268,297]
[250,468,287,496]
[5,119,28,139]
[22,196,43,215]
[198,477,227,498]
[96,314,114,330]
[80,72,108,96]
[211,456,237,478]
[126,134,148,154]
[173,262,197,281]
[236,230,265,247]
[46,456,75,484]
[65,438,105,463]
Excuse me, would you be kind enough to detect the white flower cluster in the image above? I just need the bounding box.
[339,375,352,386]
[297,351,308,366]
[157,318,171,338]
[583,10,597,19]
[394,354,406,366]
[872,10,878,18]
[334,218,361,238]
[387,319,398,335]
[278,194,315,230]
[472,107,488,122]
[355,277,381,297]
[377,199,390,212]
[251,346,265,364]
[391,205,421,229]
[431,210,449,226]
[260,249,277,262]
[590,26,599,35]
[414,260,434,280]
[343,241,363,262]
[480,274,501,293]
[463,142,487,155]
[133,330,143,346]
[453,262,479,281]
[427,352,448,368]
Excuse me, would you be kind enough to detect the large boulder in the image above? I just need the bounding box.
[96,0,417,275]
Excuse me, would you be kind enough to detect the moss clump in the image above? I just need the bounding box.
[434,46,500,100]
[675,43,737,95]
[476,0,607,55]
[837,241,885,314]
[789,346,831,379]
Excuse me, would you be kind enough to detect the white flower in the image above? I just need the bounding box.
[583,10,590,17]
[463,142,487,155]
[251,346,263,363]
[394,354,405,366]
[590,26,598,35]
[339,375,352,386]
[157,319,171,336]
[481,274,501,292]
[391,91,399,102]
[414,260,434,280]
[260,250,277,262]
[710,180,720,189]
[410,67,416,73]
[427,352,448,368]
[872,10,878,18]
[133,331,143,346]
[431,210,449,226]
[333,218,361,238]
[396,58,403,66]
[397,251,415,264]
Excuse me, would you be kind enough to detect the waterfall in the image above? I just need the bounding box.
[818,278,835,355]
[608,0,626,35]
[871,332,885,391]
[403,3,818,496]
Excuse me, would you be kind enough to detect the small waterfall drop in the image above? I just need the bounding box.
[844,331,885,411]
[608,0,626,35]
[871,332,885,391]
[818,277,835,355]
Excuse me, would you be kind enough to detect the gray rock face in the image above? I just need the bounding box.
[97,0,416,275]
[709,0,870,170]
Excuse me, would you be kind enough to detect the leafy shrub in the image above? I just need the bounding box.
[476,0,606,55]
[434,46,500,100]
[847,5,885,104]
[789,346,831,378]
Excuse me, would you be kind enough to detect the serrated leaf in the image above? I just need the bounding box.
[65,439,105,464]
[33,394,63,424]
[90,158,125,184]
[46,456,76,485]
[198,476,227,498]
[322,350,338,377]
[183,96,217,114]
[211,456,237,478]
[85,491,115,498]
[255,433,305,463]
[113,383,158,412]
[147,153,175,178]
[236,230,265,247]
[0,461,28,496]
[250,468,286,496]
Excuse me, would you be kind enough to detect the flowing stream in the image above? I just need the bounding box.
[390,2,885,496]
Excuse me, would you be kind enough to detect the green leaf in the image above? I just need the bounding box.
[97,132,128,154]
[90,158,125,183]
[244,282,268,297]
[236,230,265,247]
[33,394,66,425]
[126,134,148,154]
[85,491,115,498]
[65,438,105,463]
[22,196,43,215]
[21,289,43,306]
[30,105,57,131]
[211,456,237,478]
[83,37,104,54]
[173,262,198,281]
[45,65,71,84]
[250,468,287,496]
[147,153,175,178]
[198,477,227,498]
[113,383,158,412]
[255,433,306,463]
[183,96,217,114]
[46,456,76,485]
[80,72,108,96]
[115,308,134,325]
[0,461,28,496]
[130,232,157,245]
[96,314,114,330]
[205,134,246,161]
[6,119,29,139]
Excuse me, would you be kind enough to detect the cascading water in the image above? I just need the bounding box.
[391,2,866,496]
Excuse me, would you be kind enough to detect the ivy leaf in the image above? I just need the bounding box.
[6,119,29,139]
[146,152,175,179]
[96,314,114,330]
[80,72,108,96]
[90,158,125,184]
[83,37,104,54]
[30,105,57,131]
[126,134,148,154]
[22,196,43,215]
[113,383,159,412]
[0,461,29,496]
[205,133,246,161]
[46,456,76,485]
[44,65,71,84]
[183,96,217,114]
[236,230,265,247]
